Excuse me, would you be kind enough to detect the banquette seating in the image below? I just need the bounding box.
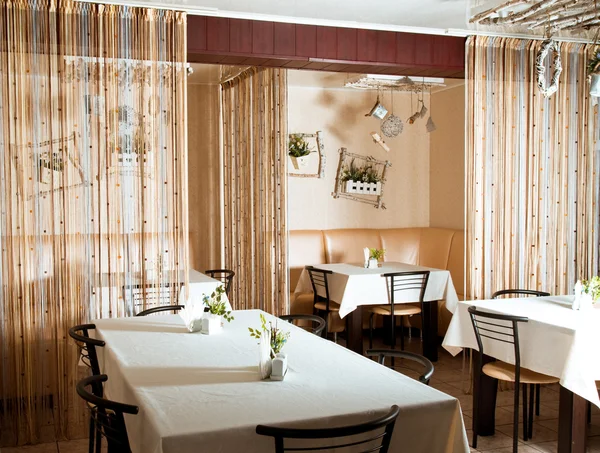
[289,227,467,335]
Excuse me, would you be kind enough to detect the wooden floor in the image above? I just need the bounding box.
[3,334,600,453]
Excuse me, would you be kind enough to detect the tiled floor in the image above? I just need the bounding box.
[3,334,600,452]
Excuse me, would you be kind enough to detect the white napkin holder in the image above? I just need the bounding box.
[179,304,205,333]
[258,335,272,379]
[201,313,223,335]
[270,353,288,381]
[363,247,370,268]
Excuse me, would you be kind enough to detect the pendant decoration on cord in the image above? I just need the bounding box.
[536,39,562,98]
[380,89,403,138]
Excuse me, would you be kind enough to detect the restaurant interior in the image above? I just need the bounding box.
[1,1,600,453]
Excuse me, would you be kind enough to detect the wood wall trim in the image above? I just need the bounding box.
[188,16,466,77]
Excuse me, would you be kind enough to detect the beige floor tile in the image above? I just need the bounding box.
[479,444,540,453]
[496,423,558,444]
[528,441,558,453]
[57,439,89,453]
[467,429,514,450]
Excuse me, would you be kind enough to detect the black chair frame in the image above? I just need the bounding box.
[306,266,335,339]
[77,375,139,453]
[256,405,400,453]
[205,269,235,296]
[369,271,430,352]
[491,288,550,418]
[69,324,106,453]
[468,306,531,453]
[136,305,184,316]
[123,282,182,316]
[366,349,434,385]
[280,314,326,337]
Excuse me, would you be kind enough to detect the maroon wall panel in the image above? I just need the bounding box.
[187,16,465,77]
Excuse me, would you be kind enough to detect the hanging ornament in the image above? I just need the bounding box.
[365,87,388,119]
[426,88,436,133]
[381,89,403,138]
[536,39,562,98]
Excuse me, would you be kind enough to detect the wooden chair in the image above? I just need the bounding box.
[69,324,105,453]
[280,314,326,337]
[305,266,343,341]
[256,405,400,453]
[136,305,184,316]
[77,374,139,453]
[366,349,434,385]
[492,288,551,417]
[123,282,182,316]
[468,306,559,453]
[368,271,430,351]
[205,269,235,296]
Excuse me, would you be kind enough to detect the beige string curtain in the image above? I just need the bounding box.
[0,1,188,445]
[466,36,600,300]
[221,68,288,315]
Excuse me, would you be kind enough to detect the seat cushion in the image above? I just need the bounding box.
[289,230,326,290]
[322,229,382,264]
[314,301,341,312]
[482,361,559,385]
[379,228,421,264]
[369,304,421,316]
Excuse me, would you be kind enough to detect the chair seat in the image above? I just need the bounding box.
[482,361,559,385]
[369,304,422,316]
[314,301,340,311]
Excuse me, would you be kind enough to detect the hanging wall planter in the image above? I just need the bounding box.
[588,47,600,97]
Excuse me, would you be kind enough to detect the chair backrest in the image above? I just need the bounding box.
[467,306,528,375]
[135,305,184,317]
[77,375,139,453]
[279,314,326,337]
[205,269,235,296]
[123,282,182,315]
[366,349,434,385]
[256,405,400,453]
[492,289,550,299]
[382,271,430,305]
[69,324,105,395]
[306,266,333,308]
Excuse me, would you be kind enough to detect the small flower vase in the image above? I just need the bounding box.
[186,318,203,333]
[590,73,600,97]
[580,293,594,310]
[258,335,272,379]
[368,258,378,269]
[201,313,222,335]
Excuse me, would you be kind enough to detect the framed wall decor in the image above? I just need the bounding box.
[288,131,325,178]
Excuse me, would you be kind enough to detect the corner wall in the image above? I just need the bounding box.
[429,85,465,230]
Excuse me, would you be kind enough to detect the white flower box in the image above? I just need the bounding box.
[201,313,223,335]
[344,180,381,195]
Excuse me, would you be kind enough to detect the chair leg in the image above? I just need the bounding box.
[522,383,528,442]
[88,417,95,453]
[390,315,396,350]
[369,313,374,349]
[95,423,102,453]
[399,316,404,351]
[472,370,481,449]
[513,381,520,453]
[528,383,534,439]
[536,383,540,416]
[588,402,592,425]
[333,332,337,343]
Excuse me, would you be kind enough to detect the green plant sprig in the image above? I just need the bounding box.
[203,285,234,322]
[248,313,290,356]
[340,159,382,183]
[369,248,385,261]
[289,134,312,158]
[581,276,600,302]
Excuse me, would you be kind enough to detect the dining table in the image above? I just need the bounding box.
[443,295,600,453]
[294,262,460,361]
[93,268,231,317]
[92,309,469,453]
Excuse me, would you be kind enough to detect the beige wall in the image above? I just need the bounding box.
[187,83,221,271]
[429,85,465,230]
[288,86,431,230]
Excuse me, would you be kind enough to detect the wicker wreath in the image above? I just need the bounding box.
[536,39,562,98]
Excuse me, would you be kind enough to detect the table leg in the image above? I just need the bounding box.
[421,300,439,362]
[472,351,498,436]
[346,308,363,354]
[558,386,587,453]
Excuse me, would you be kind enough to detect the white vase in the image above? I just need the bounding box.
[201,313,222,335]
[258,335,272,379]
[591,74,600,97]
[580,294,594,310]
[368,258,378,269]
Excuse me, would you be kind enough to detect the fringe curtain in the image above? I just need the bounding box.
[0,1,188,445]
[221,68,288,315]
[466,36,600,300]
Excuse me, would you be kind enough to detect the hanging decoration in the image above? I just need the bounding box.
[587,5,600,97]
[380,90,403,138]
[365,90,388,119]
[426,88,437,133]
[535,39,562,97]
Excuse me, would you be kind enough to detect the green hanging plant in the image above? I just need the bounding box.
[288,134,312,158]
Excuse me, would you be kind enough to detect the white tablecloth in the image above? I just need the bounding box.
[294,262,460,318]
[93,310,469,453]
[442,296,600,408]
[94,269,231,317]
